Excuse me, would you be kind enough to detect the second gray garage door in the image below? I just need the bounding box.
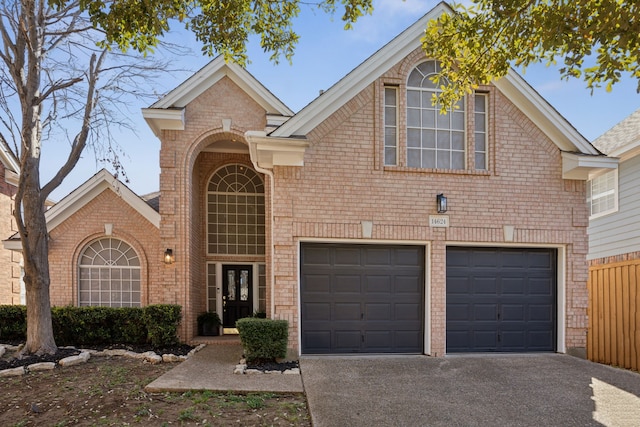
[300,243,424,354]
[446,247,557,353]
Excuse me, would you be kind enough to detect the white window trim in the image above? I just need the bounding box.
[588,169,618,219]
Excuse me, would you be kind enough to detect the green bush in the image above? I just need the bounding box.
[0,305,26,341]
[0,304,182,347]
[236,318,288,363]
[143,304,182,347]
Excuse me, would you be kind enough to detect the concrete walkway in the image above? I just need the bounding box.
[145,342,303,393]
[300,354,640,427]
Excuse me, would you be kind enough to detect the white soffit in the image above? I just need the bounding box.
[45,169,160,231]
[561,152,618,180]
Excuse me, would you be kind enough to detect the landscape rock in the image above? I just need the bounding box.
[162,353,182,363]
[144,353,163,364]
[284,368,300,375]
[0,366,25,377]
[59,351,90,367]
[28,362,56,371]
[0,345,5,357]
[233,364,247,374]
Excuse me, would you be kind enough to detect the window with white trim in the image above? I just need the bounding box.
[384,86,398,166]
[587,169,618,218]
[407,61,465,169]
[207,164,265,255]
[474,93,488,170]
[78,238,141,307]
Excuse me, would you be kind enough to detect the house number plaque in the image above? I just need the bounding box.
[429,215,449,228]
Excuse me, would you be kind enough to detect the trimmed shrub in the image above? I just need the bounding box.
[143,304,182,347]
[0,304,181,347]
[0,305,27,341]
[236,318,288,363]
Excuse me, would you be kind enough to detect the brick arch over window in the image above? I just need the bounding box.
[207,164,266,255]
[78,238,141,307]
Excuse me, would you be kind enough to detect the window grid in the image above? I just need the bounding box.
[384,86,398,166]
[474,93,488,170]
[588,170,617,217]
[78,238,141,307]
[207,164,266,256]
[406,61,465,170]
[207,263,217,312]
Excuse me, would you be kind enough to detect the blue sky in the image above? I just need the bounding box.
[44,0,640,201]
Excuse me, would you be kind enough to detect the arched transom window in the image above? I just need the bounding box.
[207,164,265,255]
[78,238,141,307]
[406,60,466,169]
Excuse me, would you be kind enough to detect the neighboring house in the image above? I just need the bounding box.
[3,3,617,356]
[0,138,21,304]
[588,108,640,264]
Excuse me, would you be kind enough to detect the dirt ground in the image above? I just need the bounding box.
[0,356,311,426]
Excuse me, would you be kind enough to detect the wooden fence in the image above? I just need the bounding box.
[588,259,640,372]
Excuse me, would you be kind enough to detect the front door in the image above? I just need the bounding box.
[222,265,253,328]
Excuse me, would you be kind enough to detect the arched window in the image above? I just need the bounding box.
[78,238,141,307]
[406,60,466,169]
[207,164,265,255]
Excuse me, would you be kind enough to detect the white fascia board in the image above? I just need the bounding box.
[246,130,309,169]
[562,152,618,180]
[0,145,19,174]
[271,3,451,138]
[4,169,18,186]
[45,169,160,231]
[495,72,599,155]
[142,108,185,137]
[2,238,21,251]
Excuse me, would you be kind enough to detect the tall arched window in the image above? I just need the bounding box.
[207,164,265,255]
[78,238,141,307]
[406,60,465,169]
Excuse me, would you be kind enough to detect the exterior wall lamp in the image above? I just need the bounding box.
[437,193,448,213]
[164,248,174,264]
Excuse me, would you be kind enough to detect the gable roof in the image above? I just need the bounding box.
[592,108,640,160]
[142,56,294,136]
[44,169,160,231]
[270,2,599,158]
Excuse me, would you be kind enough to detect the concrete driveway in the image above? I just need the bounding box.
[300,354,640,427]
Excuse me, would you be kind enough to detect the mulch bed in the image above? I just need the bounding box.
[0,342,194,371]
[247,360,300,372]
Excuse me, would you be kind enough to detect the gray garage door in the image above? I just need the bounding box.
[446,247,557,353]
[300,243,424,354]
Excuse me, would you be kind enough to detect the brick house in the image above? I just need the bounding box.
[0,138,20,304]
[5,3,616,356]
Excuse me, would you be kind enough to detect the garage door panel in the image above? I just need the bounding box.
[303,274,331,293]
[303,247,331,265]
[365,303,391,321]
[302,331,331,353]
[335,330,362,351]
[365,275,392,293]
[303,303,331,320]
[446,247,556,353]
[333,275,361,293]
[529,304,554,321]
[334,303,361,320]
[475,277,498,294]
[334,247,361,266]
[301,243,424,354]
[529,278,554,295]
[395,303,422,321]
[364,247,392,266]
[395,275,423,294]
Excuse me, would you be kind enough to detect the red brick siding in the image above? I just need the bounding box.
[48,189,160,309]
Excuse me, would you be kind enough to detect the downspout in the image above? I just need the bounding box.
[247,138,276,319]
